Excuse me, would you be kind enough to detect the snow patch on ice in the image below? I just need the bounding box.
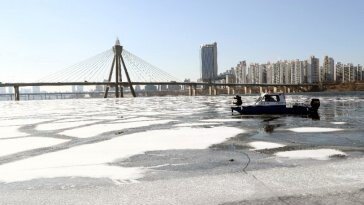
[275,149,347,160]
[174,123,221,127]
[0,126,243,183]
[135,111,162,116]
[0,119,51,127]
[287,127,344,133]
[114,117,159,123]
[330,122,347,125]
[0,137,68,157]
[200,119,247,122]
[0,126,29,139]
[248,141,285,150]
[36,120,99,131]
[60,120,176,138]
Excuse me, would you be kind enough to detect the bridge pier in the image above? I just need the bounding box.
[120,86,124,97]
[213,86,217,96]
[227,86,230,95]
[14,85,20,101]
[283,86,287,93]
[259,86,263,94]
[273,86,277,93]
[188,85,197,96]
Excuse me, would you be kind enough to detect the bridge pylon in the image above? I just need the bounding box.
[104,38,136,98]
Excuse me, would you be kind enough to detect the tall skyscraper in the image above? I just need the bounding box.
[200,42,218,82]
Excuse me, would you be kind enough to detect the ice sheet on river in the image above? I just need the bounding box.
[0,126,243,183]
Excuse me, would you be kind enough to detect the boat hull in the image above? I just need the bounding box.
[231,105,318,115]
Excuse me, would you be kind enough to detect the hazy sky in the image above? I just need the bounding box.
[1,0,363,82]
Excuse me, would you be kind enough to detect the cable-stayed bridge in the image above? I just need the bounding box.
[0,39,320,101]
[38,40,180,85]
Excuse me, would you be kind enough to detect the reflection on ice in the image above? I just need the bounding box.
[275,149,347,160]
[248,141,285,150]
[287,127,344,133]
[0,126,243,183]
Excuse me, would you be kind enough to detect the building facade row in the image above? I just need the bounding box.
[219,56,363,84]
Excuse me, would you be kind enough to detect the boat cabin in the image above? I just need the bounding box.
[255,93,286,106]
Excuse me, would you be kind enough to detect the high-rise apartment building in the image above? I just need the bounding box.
[292,60,304,84]
[258,64,266,84]
[356,65,363,81]
[271,62,284,84]
[335,62,343,82]
[342,63,355,83]
[266,63,273,84]
[323,56,335,82]
[0,87,6,94]
[302,60,309,83]
[283,61,292,84]
[307,56,320,83]
[200,42,218,82]
[235,61,246,84]
[72,85,84,92]
[33,86,41,93]
[248,63,257,84]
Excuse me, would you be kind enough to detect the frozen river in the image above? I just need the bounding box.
[0,92,363,204]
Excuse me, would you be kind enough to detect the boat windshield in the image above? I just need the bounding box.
[255,97,262,103]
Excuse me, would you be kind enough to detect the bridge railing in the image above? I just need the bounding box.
[0,82,319,101]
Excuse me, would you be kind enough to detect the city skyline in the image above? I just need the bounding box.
[219,55,363,85]
[1,0,364,82]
